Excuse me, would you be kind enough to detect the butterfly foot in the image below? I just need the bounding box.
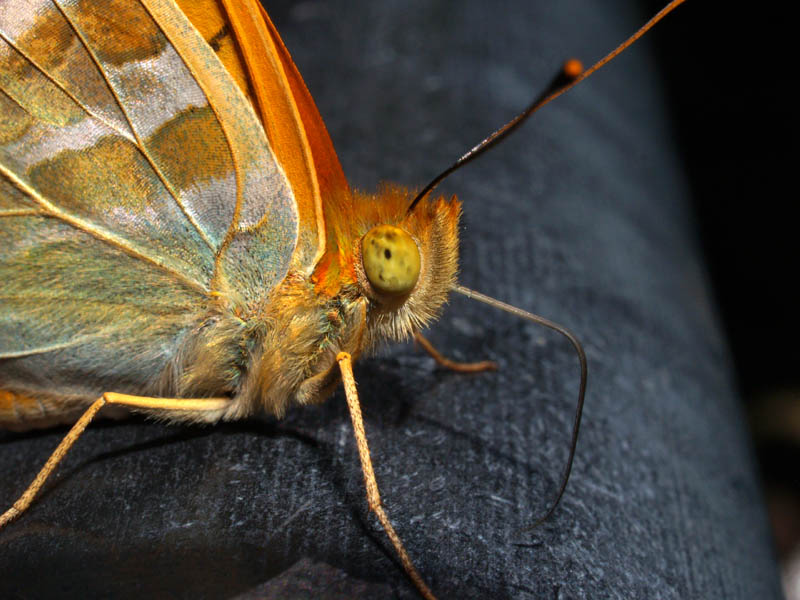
[414,331,497,373]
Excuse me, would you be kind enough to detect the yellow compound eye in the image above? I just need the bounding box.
[361,225,421,296]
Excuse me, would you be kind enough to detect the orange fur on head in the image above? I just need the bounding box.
[313,185,462,347]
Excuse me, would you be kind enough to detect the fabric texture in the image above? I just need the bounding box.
[0,0,781,598]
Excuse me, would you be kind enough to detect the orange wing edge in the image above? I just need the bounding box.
[220,0,350,272]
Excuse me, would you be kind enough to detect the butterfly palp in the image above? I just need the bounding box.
[360,225,421,296]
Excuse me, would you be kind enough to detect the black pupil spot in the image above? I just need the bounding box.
[384,249,392,259]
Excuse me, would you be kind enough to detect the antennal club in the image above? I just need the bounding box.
[406,60,582,214]
[406,0,687,213]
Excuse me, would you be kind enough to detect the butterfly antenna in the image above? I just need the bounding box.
[406,0,688,213]
[451,284,587,528]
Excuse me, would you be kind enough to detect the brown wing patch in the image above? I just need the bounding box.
[0,35,88,128]
[71,0,167,65]
[28,136,154,212]
[0,91,33,145]
[147,105,231,191]
[1,5,73,77]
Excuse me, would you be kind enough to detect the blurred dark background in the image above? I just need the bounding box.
[641,0,800,588]
[641,2,796,403]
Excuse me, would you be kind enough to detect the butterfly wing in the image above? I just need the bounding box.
[182,0,350,271]
[0,0,298,408]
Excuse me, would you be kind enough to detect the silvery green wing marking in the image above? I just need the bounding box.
[0,0,298,413]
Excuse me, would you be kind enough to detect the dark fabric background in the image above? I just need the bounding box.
[0,1,782,598]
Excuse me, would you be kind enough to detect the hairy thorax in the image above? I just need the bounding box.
[161,189,462,423]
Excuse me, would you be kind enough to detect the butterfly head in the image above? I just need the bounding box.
[312,185,460,348]
[354,186,460,347]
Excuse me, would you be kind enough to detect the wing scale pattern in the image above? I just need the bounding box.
[0,0,298,402]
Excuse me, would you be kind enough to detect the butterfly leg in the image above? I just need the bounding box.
[336,352,437,600]
[0,392,231,530]
[414,331,497,373]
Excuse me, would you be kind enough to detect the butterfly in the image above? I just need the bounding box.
[0,0,687,597]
